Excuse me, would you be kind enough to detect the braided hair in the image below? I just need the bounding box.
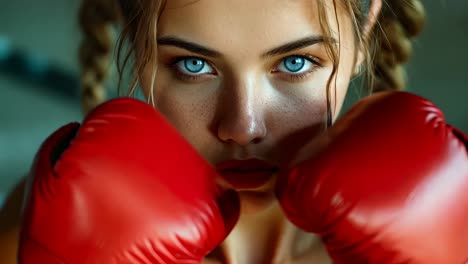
[372,0,426,92]
[77,0,426,116]
[78,0,121,115]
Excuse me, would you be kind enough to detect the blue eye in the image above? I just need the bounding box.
[184,58,204,72]
[278,56,314,74]
[175,57,213,75]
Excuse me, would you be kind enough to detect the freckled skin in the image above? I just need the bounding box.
[138,0,377,262]
[0,1,387,264]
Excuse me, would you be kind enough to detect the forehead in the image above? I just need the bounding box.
[157,0,343,51]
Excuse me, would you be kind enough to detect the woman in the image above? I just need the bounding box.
[7,0,467,263]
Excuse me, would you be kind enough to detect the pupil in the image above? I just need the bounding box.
[285,56,304,72]
[185,58,204,73]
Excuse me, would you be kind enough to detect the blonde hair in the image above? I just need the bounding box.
[78,0,120,114]
[78,0,426,118]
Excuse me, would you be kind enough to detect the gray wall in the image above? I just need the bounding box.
[1,1,467,205]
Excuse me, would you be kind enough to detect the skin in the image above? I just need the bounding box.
[0,0,382,263]
[140,0,381,263]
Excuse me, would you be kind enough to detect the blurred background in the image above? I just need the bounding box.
[0,0,467,206]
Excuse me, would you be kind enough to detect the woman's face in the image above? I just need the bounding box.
[141,0,359,210]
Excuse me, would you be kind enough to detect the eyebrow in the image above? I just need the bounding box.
[157,35,337,59]
[262,36,336,58]
[157,37,222,57]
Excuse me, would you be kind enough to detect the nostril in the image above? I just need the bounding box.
[252,137,262,144]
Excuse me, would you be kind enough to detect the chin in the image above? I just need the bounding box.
[238,190,277,214]
[237,176,278,214]
[230,171,276,214]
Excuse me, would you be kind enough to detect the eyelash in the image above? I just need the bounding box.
[167,57,214,82]
[274,55,323,82]
[167,54,323,82]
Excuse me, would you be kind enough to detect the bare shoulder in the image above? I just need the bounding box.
[0,178,26,264]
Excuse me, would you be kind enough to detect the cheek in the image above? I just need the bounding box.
[273,92,327,131]
[268,64,337,130]
[140,70,217,158]
[266,84,328,162]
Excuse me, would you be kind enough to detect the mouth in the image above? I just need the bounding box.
[216,159,278,190]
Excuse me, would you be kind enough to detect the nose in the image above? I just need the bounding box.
[216,77,267,146]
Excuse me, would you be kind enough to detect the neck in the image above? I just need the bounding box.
[218,197,323,264]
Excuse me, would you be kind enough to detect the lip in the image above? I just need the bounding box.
[216,159,278,190]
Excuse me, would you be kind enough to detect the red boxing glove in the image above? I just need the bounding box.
[19,98,239,264]
[276,91,468,263]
